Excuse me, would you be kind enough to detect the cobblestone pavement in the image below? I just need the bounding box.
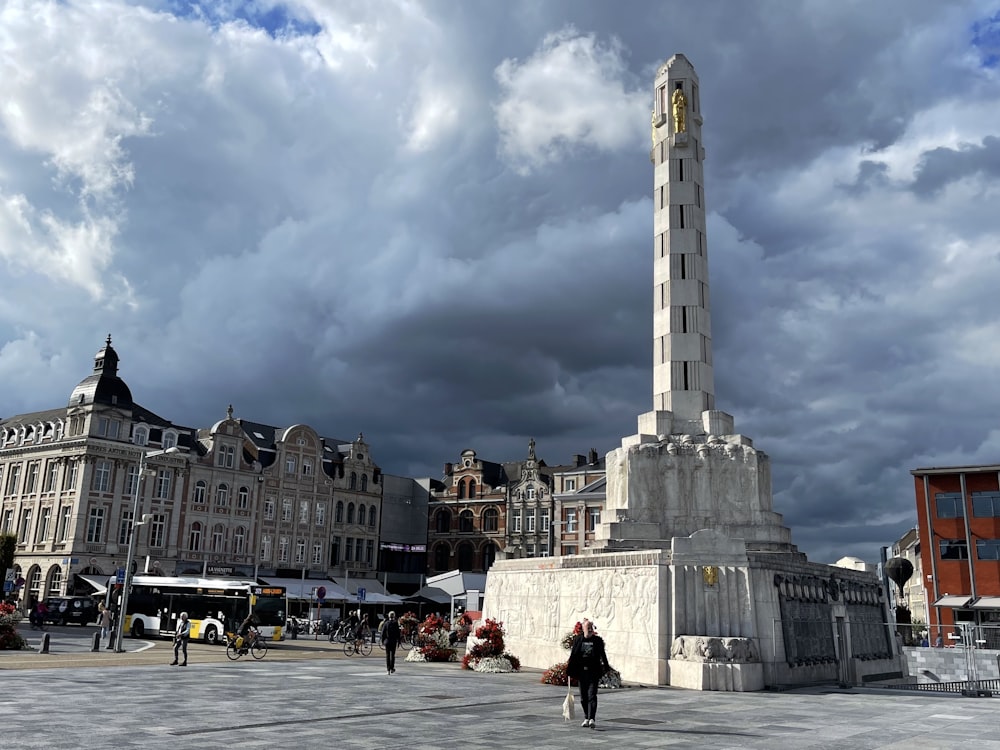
[3,635,1000,749]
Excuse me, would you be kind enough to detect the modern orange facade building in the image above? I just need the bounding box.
[912,464,1000,641]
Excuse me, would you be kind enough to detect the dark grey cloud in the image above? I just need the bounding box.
[911,135,1000,196]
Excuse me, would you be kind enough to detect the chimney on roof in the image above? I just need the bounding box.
[588,448,599,464]
[573,454,586,467]
[443,463,453,477]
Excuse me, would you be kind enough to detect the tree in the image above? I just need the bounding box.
[0,534,15,577]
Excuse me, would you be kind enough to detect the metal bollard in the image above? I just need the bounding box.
[39,633,50,654]
[92,631,101,652]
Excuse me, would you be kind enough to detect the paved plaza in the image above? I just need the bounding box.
[2,627,1000,749]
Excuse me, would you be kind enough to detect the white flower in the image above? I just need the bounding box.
[405,649,426,662]
[472,656,516,673]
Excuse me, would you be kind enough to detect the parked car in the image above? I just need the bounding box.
[43,596,99,626]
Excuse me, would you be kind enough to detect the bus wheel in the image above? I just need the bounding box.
[205,625,220,645]
[131,621,145,638]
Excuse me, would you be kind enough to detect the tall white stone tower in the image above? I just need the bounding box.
[641,53,733,439]
[596,54,795,552]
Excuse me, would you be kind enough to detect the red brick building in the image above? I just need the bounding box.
[912,464,1000,640]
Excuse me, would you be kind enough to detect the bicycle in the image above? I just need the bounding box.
[226,628,268,660]
[399,627,419,651]
[329,621,352,644]
[344,631,372,656]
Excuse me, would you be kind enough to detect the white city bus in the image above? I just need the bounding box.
[108,576,286,644]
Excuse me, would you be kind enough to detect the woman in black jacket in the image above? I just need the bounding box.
[565,619,611,729]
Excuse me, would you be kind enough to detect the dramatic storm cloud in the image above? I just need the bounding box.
[2,0,999,563]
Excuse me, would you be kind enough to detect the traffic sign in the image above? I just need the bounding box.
[316,586,326,603]
[116,568,126,584]
[357,587,366,602]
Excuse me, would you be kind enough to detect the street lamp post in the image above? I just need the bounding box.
[113,446,179,652]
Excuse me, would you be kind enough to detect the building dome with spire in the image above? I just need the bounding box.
[67,334,134,408]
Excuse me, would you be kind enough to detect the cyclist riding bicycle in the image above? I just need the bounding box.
[235,613,258,650]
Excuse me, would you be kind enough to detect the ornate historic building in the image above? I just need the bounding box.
[424,443,605,573]
[0,338,384,607]
[426,449,509,575]
[0,338,191,605]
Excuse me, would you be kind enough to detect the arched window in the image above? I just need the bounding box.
[468,479,477,499]
[161,432,177,450]
[347,503,355,524]
[188,522,202,551]
[133,426,148,446]
[368,506,377,527]
[47,565,63,597]
[216,483,229,507]
[457,480,465,500]
[435,509,451,533]
[27,566,42,603]
[434,543,450,571]
[457,542,475,571]
[483,542,498,570]
[350,472,357,490]
[237,486,249,509]
[233,526,246,555]
[193,481,206,504]
[211,524,225,552]
[335,501,344,523]
[361,474,368,491]
[459,509,474,533]
[358,504,366,524]
[482,507,499,532]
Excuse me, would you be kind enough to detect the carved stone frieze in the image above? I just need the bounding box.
[670,635,759,663]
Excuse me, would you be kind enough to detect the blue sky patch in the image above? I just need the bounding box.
[165,1,321,38]
[971,11,1000,68]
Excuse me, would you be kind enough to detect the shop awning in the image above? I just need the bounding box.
[404,585,451,605]
[362,592,404,605]
[932,595,973,608]
[259,578,350,601]
[76,574,111,595]
[329,577,388,597]
[971,596,1000,609]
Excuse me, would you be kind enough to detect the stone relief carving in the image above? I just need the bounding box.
[670,635,759,663]
[650,434,758,463]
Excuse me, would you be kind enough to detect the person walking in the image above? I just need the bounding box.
[565,619,611,729]
[381,611,401,675]
[98,603,113,642]
[170,612,190,666]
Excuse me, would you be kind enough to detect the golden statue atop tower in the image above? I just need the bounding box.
[671,87,687,134]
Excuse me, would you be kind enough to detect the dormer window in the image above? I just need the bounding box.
[133,426,148,446]
[162,432,177,450]
[218,445,236,469]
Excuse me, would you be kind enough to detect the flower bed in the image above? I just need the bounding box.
[405,613,457,662]
[0,602,28,651]
[461,618,520,673]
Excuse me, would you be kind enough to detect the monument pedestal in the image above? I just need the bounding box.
[668,660,764,692]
